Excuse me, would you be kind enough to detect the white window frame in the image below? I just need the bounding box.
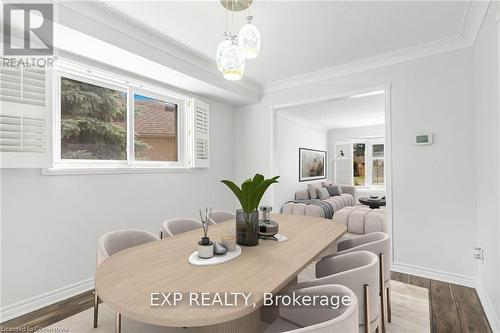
[45,61,191,174]
[334,138,385,189]
[369,139,385,187]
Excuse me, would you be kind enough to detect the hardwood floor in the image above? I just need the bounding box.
[391,272,492,333]
[1,273,493,333]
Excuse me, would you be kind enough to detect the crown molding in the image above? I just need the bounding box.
[52,0,490,101]
[262,0,490,94]
[52,1,262,106]
[91,0,263,93]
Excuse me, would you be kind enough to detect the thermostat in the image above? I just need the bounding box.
[415,133,432,145]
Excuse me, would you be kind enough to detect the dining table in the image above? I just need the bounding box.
[95,213,347,333]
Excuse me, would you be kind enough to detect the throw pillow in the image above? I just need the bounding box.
[325,185,340,197]
[307,183,320,199]
[317,187,330,200]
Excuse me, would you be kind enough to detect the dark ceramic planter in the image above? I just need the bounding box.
[235,209,259,246]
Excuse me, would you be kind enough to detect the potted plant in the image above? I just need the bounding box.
[221,174,279,246]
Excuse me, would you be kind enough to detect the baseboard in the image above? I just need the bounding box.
[392,262,479,288]
[476,286,500,333]
[0,277,94,323]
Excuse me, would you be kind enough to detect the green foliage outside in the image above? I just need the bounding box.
[60,77,148,160]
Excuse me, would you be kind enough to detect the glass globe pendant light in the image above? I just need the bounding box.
[216,33,231,72]
[221,34,245,81]
[238,15,261,59]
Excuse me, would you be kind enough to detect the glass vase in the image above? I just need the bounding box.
[235,209,259,246]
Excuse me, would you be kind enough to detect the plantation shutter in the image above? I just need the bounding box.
[191,99,209,168]
[1,67,45,106]
[0,67,46,168]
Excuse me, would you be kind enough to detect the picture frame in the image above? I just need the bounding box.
[299,148,327,182]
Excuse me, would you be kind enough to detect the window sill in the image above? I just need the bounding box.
[355,186,386,192]
[42,166,193,175]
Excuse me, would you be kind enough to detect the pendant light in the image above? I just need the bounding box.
[216,0,258,81]
[216,34,231,72]
[221,34,245,81]
[238,15,261,59]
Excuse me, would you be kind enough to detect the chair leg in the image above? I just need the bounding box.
[93,292,99,328]
[379,253,386,333]
[387,286,392,323]
[115,313,121,333]
[364,284,370,333]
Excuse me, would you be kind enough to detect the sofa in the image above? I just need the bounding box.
[333,206,387,242]
[281,181,355,218]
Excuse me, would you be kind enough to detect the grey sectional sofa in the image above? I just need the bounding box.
[281,181,355,218]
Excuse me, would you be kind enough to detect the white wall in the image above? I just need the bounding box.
[473,2,500,329]
[274,113,328,207]
[0,99,236,308]
[235,48,478,281]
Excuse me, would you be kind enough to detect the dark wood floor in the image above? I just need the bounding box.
[2,272,493,333]
[391,272,492,333]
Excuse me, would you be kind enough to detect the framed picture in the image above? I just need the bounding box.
[299,148,327,182]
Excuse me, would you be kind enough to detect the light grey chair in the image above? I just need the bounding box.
[208,210,236,224]
[322,232,391,332]
[264,284,359,333]
[160,218,202,238]
[94,229,158,328]
[291,251,380,333]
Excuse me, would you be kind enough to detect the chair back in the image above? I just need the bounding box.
[208,210,235,224]
[279,284,359,332]
[161,218,202,237]
[97,229,158,266]
[337,232,391,284]
[311,251,379,331]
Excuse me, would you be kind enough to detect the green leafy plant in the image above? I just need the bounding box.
[221,174,280,214]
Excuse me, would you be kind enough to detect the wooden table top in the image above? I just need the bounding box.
[95,214,346,327]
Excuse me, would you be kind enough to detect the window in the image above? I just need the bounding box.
[134,93,178,162]
[60,77,127,161]
[353,143,366,186]
[50,64,201,173]
[371,144,384,185]
[350,140,385,187]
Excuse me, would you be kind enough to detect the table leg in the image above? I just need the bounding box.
[260,276,298,324]
[200,309,260,333]
[115,313,121,333]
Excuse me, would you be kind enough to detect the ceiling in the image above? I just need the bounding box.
[103,1,468,85]
[280,92,385,130]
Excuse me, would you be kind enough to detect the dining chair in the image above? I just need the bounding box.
[290,251,380,333]
[208,210,236,224]
[160,218,202,238]
[264,284,358,333]
[321,232,391,332]
[94,229,158,328]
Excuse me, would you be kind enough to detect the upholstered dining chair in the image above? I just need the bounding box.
[94,229,158,328]
[291,251,380,333]
[321,232,391,332]
[208,210,236,224]
[160,218,202,238]
[264,284,359,333]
